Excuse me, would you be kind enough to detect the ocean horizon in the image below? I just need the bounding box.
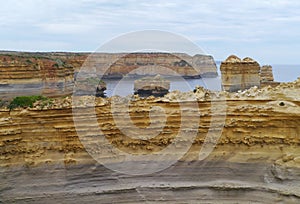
[103,64,300,97]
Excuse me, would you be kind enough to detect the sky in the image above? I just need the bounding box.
[1,0,300,64]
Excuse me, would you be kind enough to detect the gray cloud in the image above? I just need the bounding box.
[0,0,300,63]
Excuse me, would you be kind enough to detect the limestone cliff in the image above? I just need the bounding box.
[0,78,300,203]
[220,55,261,92]
[0,51,218,78]
[0,54,74,100]
[57,52,218,78]
[0,51,218,99]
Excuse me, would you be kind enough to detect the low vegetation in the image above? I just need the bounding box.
[8,95,52,110]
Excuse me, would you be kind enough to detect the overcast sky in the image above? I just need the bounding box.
[1,0,300,64]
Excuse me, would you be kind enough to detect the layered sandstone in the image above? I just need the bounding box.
[0,78,300,203]
[260,65,280,88]
[0,51,218,99]
[64,52,218,78]
[0,51,218,78]
[260,65,274,82]
[220,55,261,92]
[0,54,74,100]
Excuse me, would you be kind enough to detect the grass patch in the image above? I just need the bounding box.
[8,95,50,110]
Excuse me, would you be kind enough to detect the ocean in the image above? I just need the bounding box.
[103,64,300,97]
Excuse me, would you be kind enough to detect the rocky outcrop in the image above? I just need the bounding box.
[260,65,274,82]
[0,54,74,100]
[220,55,261,92]
[134,75,170,97]
[260,65,280,88]
[74,77,106,97]
[0,78,300,203]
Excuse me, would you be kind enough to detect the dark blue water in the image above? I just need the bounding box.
[103,64,300,97]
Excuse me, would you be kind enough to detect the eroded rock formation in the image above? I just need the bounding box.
[58,52,218,78]
[0,51,218,99]
[74,77,106,97]
[260,65,274,82]
[260,65,280,88]
[0,78,300,203]
[0,54,74,100]
[220,55,261,92]
[134,75,170,97]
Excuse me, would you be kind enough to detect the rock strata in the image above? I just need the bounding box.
[220,55,261,92]
[0,52,218,99]
[260,65,274,82]
[0,54,74,100]
[74,52,218,78]
[260,65,280,88]
[0,78,300,203]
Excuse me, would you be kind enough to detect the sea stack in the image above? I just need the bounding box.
[260,65,274,82]
[220,55,261,92]
[134,74,170,97]
[260,65,280,87]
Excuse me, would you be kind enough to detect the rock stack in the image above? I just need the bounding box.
[220,55,261,92]
[260,65,280,87]
[134,75,170,97]
[260,65,274,82]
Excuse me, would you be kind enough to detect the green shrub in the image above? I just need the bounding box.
[8,95,49,110]
[26,59,33,64]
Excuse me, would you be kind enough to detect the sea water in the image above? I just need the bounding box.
[103,64,300,97]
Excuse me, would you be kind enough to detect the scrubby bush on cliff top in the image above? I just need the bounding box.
[8,95,50,110]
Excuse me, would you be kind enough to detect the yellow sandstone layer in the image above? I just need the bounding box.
[0,79,300,203]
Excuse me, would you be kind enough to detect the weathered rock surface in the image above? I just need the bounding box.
[134,75,170,97]
[260,65,274,82]
[0,51,218,78]
[220,55,261,92]
[60,52,218,78]
[0,54,74,100]
[260,65,281,88]
[74,77,106,97]
[0,78,300,203]
[0,51,218,99]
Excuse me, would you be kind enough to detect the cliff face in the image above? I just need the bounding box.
[0,78,300,203]
[0,52,218,99]
[58,52,218,78]
[0,54,74,100]
[220,55,261,92]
